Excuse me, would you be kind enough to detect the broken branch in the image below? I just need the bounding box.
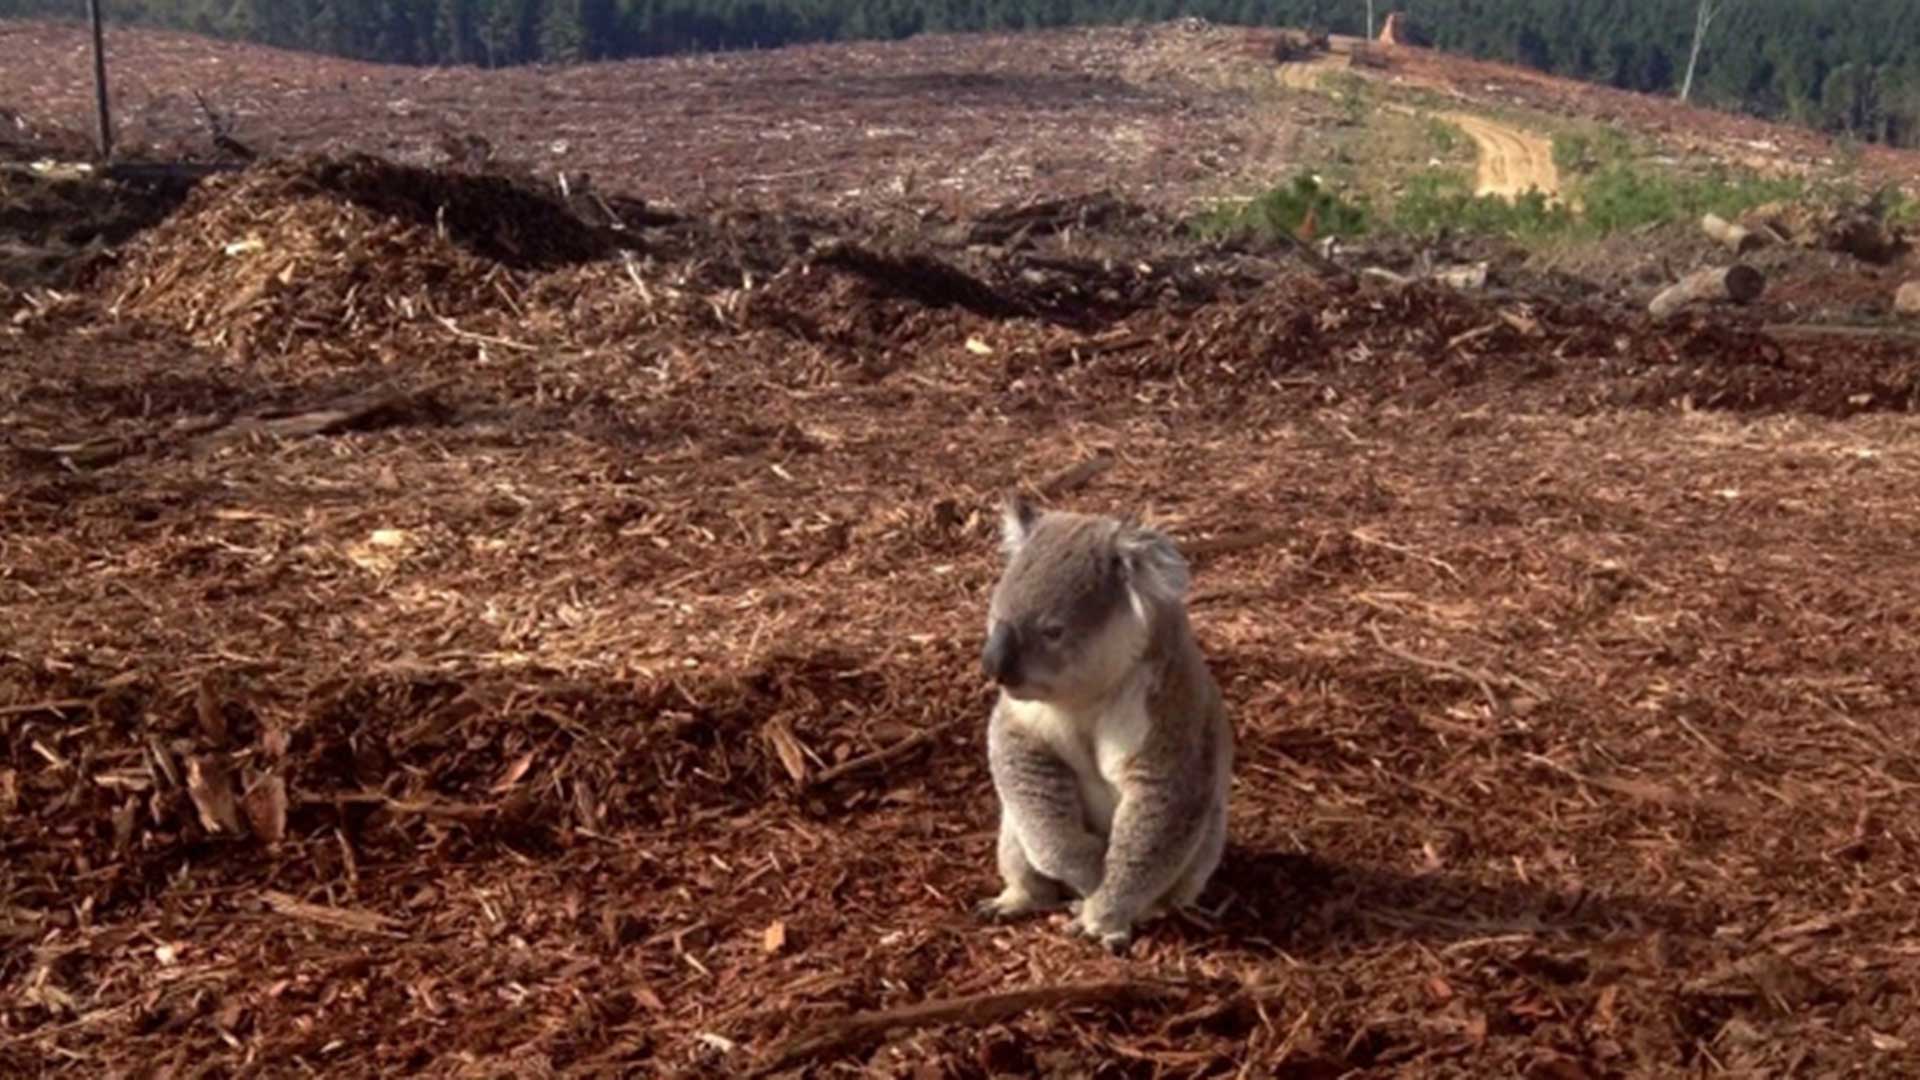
[1036,451,1116,498]
[260,889,406,937]
[1368,624,1547,715]
[801,729,938,790]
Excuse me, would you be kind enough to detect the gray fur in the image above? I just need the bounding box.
[975,495,1233,953]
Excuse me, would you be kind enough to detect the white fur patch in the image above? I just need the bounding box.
[999,499,1036,555]
[1001,672,1152,837]
[1054,600,1148,704]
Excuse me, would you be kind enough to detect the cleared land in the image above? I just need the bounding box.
[5,16,1920,1079]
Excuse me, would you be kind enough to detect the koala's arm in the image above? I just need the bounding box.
[1082,711,1221,925]
[987,707,1106,897]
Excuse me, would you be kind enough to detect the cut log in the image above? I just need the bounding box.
[1648,264,1766,320]
[1700,213,1762,254]
[1895,280,1920,317]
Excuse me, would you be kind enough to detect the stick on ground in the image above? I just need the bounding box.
[799,728,938,790]
[746,980,1189,1076]
[1036,451,1116,498]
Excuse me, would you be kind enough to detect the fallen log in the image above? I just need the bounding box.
[1700,213,1762,254]
[1648,264,1765,321]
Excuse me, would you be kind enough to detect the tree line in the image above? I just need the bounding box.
[4,0,1919,147]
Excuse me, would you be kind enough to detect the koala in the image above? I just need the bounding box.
[974,494,1233,952]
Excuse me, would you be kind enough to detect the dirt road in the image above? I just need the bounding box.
[1274,54,1347,91]
[1278,50,1562,201]
[1438,109,1560,199]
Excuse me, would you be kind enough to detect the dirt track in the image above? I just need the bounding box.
[1277,51,1562,201]
[6,18,1920,1080]
[1437,109,1561,199]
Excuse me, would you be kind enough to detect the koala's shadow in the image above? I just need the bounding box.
[1175,846,1698,957]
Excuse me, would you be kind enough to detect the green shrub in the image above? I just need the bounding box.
[1392,169,1574,239]
[1550,132,1592,175]
[1205,145,1812,249]
[1392,159,1801,242]
[1887,191,1920,228]
[1579,163,1805,233]
[1551,127,1633,176]
[1194,171,1371,241]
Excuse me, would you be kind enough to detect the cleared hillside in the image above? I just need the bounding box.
[5,18,1920,1079]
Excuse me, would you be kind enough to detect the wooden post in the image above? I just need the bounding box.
[88,0,112,161]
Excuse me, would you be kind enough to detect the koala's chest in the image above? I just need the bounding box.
[1005,691,1152,837]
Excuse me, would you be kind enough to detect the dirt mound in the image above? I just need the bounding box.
[290,153,621,269]
[107,157,542,362]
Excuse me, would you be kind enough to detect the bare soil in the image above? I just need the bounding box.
[5,17,1920,1079]
[0,17,1297,216]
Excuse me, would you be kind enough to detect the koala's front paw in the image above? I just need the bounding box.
[975,888,1055,922]
[1070,901,1135,954]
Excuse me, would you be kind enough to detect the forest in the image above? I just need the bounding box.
[4,0,1919,148]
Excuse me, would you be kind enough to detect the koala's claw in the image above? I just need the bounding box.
[975,890,1060,922]
[1070,919,1133,954]
[974,896,1024,922]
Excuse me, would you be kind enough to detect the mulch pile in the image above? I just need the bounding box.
[7,142,1920,1077]
[64,151,1920,422]
[106,154,627,365]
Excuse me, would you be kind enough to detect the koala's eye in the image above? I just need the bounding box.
[1037,622,1067,644]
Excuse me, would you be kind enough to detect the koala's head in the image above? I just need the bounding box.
[981,494,1191,704]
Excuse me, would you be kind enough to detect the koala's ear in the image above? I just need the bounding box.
[1115,523,1190,604]
[1000,493,1040,555]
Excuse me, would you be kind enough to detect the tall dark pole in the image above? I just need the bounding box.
[88,0,112,161]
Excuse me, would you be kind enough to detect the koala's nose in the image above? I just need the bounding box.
[982,624,1021,686]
